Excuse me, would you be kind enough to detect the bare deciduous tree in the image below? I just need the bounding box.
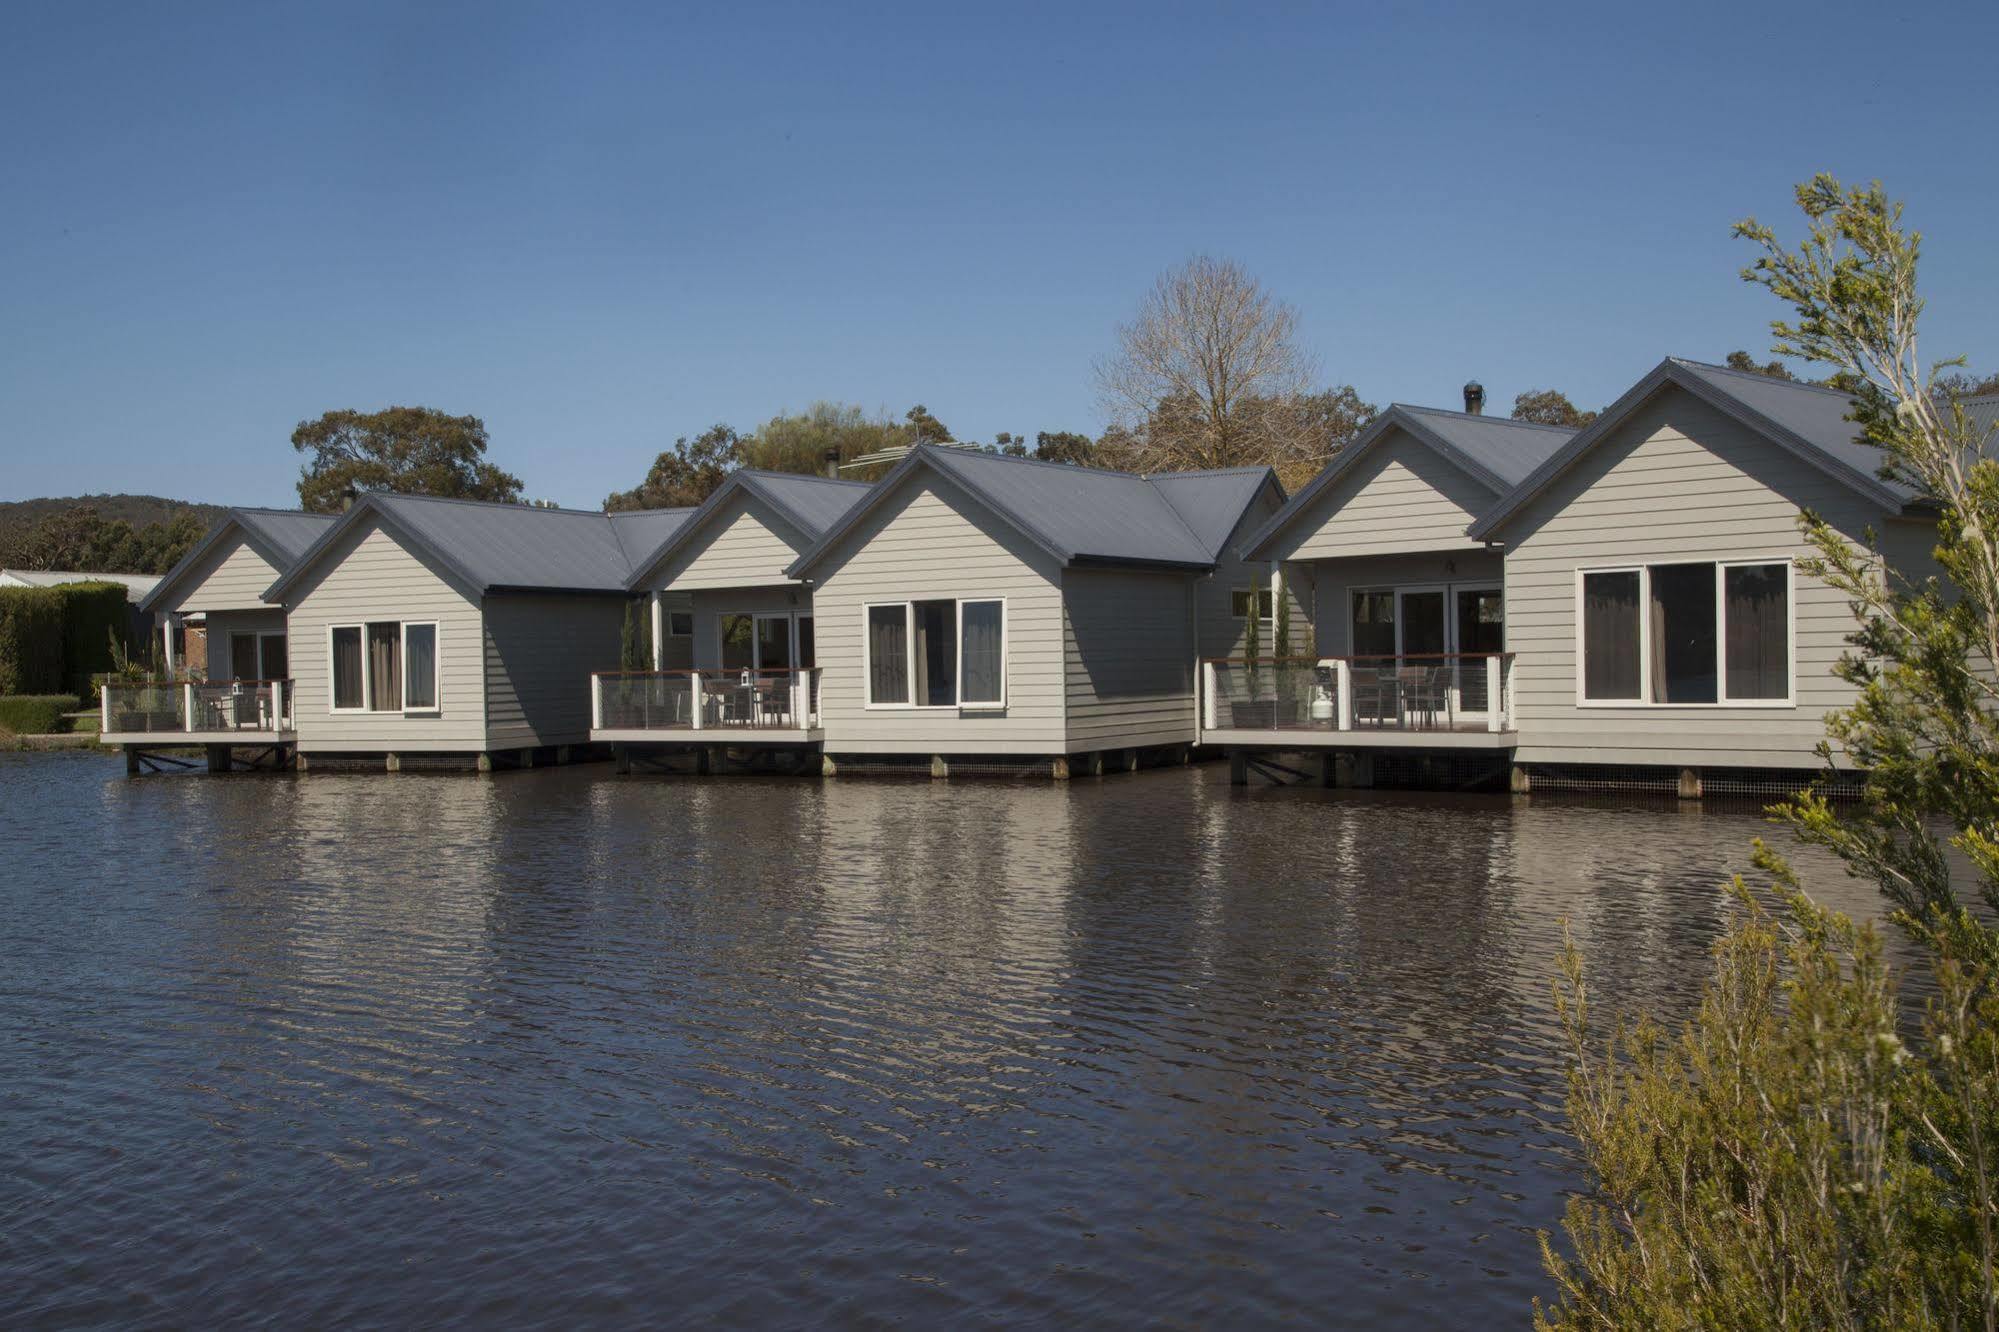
[1096,255,1320,471]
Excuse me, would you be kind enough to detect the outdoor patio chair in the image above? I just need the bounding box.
[1398,664,1452,730]
[1350,665,1399,727]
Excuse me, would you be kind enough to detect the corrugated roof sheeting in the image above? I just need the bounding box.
[739,472,872,536]
[1396,407,1575,487]
[1670,359,1915,500]
[1145,469,1274,560]
[369,494,655,592]
[921,448,1217,567]
[234,509,338,564]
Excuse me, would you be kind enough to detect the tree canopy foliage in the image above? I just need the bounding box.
[1095,254,1367,479]
[293,406,524,513]
[1510,389,1598,429]
[0,504,208,574]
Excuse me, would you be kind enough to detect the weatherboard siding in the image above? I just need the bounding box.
[1063,568,1197,750]
[810,476,1067,754]
[167,534,282,613]
[650,494,807,592]
[1500,385,1927,767]
[1199,484,1311,661]
[1283,428,1493,559]
[483,593,625,750]
[285,518,487,751]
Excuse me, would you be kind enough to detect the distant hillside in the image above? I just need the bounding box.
[0,494,230,533]
[0,494,230,575]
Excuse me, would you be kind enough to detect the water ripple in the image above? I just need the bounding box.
[0,753,1912,1326]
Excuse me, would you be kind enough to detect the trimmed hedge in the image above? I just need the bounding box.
[0,694,77,735]
[0,587,64,695]
[54,581,134,694]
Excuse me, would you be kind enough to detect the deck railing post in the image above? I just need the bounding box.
[1201,661,1218,733]
[789,671,804,729]
[1336,659,1352,731]
[690,672,704,731]
[182,681,195,734]
[1487,656,1503,733]
[100,683,111,733]
[591,674,604,731]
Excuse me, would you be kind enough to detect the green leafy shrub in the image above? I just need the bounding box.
[1538,851,1999,1330]
[0,587,64,694]
[53,581,132,694]
[0,694,78,734]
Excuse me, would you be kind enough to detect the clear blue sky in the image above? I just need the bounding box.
[4,0,1994,510]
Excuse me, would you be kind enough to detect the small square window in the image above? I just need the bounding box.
[1231,588,1275,621]
[667,611,694,637]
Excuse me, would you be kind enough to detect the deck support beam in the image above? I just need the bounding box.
[821,753,838,778]
[930,755,949,779]
[385,752,401,773]
[1678,767,1702,800]
[1051,754,1071,781]
[205,745,233,774]
[1319,752,1336,787]
[1510,763,1531,795]
[1229,750,1248,786]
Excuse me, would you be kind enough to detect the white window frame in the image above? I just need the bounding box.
[1573,557,1796,709]
[326,619,443,714]
[328,624,368,714]
[400,620,442,714]
[1231,586,1276,622]
[861,596,1009,710]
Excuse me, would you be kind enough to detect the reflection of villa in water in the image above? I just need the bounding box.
[108,359,1943,796]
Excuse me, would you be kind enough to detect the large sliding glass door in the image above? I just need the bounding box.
[1349,582,1505,718]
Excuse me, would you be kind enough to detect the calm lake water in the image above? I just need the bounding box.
[0,752,1910,1326]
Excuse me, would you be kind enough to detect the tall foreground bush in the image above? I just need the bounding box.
[1537,177,1999,1329]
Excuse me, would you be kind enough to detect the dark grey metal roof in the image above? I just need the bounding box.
[788,446,1267,579]
[740,471,872,536]
[608,507,699,569]
[1238,406,1576,560]
[234,509,338,565]
[1469,357,1917,541]
[140,507,338,612]
[1670,359,1917,501]
[1394,406,1575,488]
[1145,468,1280,560]
[918,448,1215,568]
[623,471,870,589]
[265,493,697,601]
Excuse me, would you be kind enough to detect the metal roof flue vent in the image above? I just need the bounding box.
[1463,380,1485,416]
